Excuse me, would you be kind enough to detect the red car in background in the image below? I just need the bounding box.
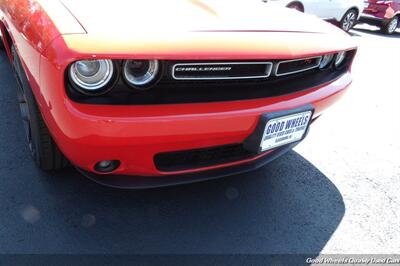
[1,0,357,188]
[361,0,400,34]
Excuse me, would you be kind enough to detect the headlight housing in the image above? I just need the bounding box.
[319,54,334,69]
[69,59,114,95]
[123,60,160,89]
[334,51,347,68]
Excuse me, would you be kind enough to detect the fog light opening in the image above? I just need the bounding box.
[94,160,120,173]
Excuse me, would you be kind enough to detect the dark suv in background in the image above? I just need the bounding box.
[361,0,400,34]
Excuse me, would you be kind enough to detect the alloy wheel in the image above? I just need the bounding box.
[12,45,35,156]
[16,82,34,155]
[388,17,399,34]
[342,12,356,31]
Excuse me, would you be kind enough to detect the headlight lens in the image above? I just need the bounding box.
[319,54,334,69]
[334,51,347,67]
[69,59,114,93]
[123,60,159,89]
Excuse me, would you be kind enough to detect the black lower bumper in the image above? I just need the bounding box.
[76,142,299,189]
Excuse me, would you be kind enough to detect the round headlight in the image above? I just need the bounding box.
[123,60,159,89]
[69,59,114,94]
[319,54,334,69]
[334,51,347,67]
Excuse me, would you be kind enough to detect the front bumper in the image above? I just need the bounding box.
[77,142,300,189]
[39,69,352,179]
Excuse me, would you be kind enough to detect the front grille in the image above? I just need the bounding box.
[66,50,356,105]
[154,144,257,172]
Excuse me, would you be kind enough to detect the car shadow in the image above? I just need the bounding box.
[0,50,345,257]
[45,152,345,254]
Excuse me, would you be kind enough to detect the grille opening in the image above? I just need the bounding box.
[172,62,273,80]
[275,57,322,76]
[154,144,257,172]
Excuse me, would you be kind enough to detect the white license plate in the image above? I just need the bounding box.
[261,111,312,151]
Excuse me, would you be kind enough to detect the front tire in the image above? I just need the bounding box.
[340,9,358,32]
[382,16,399,34]
[12,46,68,171]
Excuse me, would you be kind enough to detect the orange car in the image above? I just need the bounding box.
[0,0,357,188]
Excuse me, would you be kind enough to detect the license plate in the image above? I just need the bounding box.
[260,111,312,152]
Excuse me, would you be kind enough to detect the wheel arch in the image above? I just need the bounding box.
[392,13,400,19]
[286,1,304,12]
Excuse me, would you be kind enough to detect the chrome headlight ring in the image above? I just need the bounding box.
[69,59,115,95]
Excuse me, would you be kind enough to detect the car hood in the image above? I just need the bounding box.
[53,0,355,60]
[60,0,340,35]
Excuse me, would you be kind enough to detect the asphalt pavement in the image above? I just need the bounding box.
[0,24,399,255]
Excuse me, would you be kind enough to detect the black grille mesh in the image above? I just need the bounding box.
[154,144,257,172]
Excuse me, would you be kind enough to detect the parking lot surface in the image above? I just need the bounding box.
[0,24,399,254]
